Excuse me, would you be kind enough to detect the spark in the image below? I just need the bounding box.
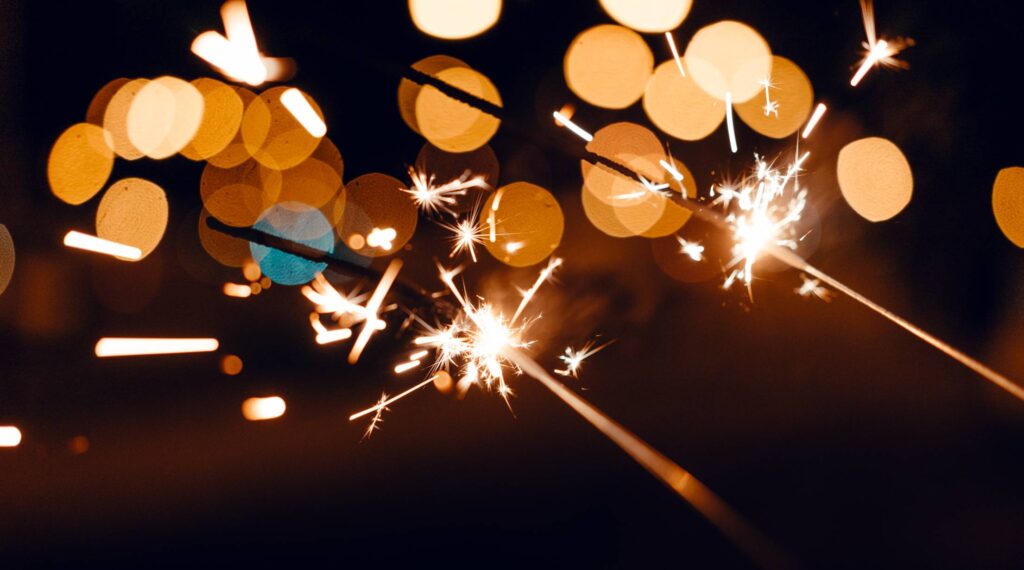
[366,227,397,251]
[553,110,594,143]
[394,360,421,374]
[241,396,286,421]
[351,259,562,426]
[94,338,219,357]
[362,393,390,439]
[191,1,269,86]
[850,0,913,87]
[280,88,327,137]
[677,238,705,262]
[555,340,611,378]
[759,77,779,117]
[63,231,141,261]
[438,206,488,262]
[724,92,738,153]
[402,166,489,216]
[223,283,252,298]
[802,103,827,139]
[659,159,685,182]
[348,259,403,364]
[301,273,370,321]
[309,313,353,345]
[714,152,809,297]
[664,31,687,78]
[795,274,832,302]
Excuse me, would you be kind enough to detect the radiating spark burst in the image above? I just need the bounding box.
[759,77,779,117]
[850,0,914,87]
[363,393,389,440]
[402,166,489,216]
[713,152,809,297]
[555,340,611,379]
[677,238,705,262]
[795,274,832,302]
[438,203,489,263]
[349,258,563,432]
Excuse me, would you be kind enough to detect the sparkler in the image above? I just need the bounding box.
[402,166,490,216]
[850,0,913,87]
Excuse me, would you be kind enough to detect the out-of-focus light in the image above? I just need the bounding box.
[802,103,827,139]
[223,282,253,298]
[552,109,593,142]
[242,259,261,282]
[242,396,286,421]
[191,31,267,86]
[220,354,244,375]
[95,337,220,357]
[409,0,502,40]
[68,435,90,455]
[600,0,692,33]
[63,231,142,261]
[366,227,397,251]
[0,426,22,447]
[280,88,327,138]
[394,360,421,374]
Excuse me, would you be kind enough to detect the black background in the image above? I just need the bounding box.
[1,0,1023,567]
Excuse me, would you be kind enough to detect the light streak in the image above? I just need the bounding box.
[554,340,611,378]
[94,337,219,357]
[241,396,286,420]
[223,283,253,298]
[63,231,141,261]
[677,238,705,262]
[280,88,327,137]
[0,426,22,447]
[394,360,421,374]
[850,0,913,87]
[665,31,687,78]
[511,257,562,326]
[402,166,489,216]
[801,103,827,139]
[309,313,353,345]
[659,159,685,182]
[348,259,403,364]
[191,0,286,86]
[553,110,594,143]
[302,273,370,321]
[724,92,738,153]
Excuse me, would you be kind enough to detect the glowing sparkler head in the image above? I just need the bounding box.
[402,166,489,216]
[714,153,809,296]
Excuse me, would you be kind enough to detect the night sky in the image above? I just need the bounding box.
[1,0,1023,567]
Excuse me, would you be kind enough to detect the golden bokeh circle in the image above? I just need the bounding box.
[181,78,245,161]
[96,178,169,260]
[564,24,653,109]
[47,123,115,205]
[735,56,813,139]
[0,224,13,297]
[102,78,149,160]
[414,66,502,152]
[409,0,502,40]
[684,21,772,103]
[340,173,418,257]
[643,61,725,141]
[207,87,258,169]
[483,182,564,267]
[992,166,1024,248]
[86,78,130,126]
[241,86,325,171]
[260,137,344,210]
[837,137,913,222]
[399,55,470,135]
[130,76,204,159]
[598,0,692,33]
[198,210,251,267]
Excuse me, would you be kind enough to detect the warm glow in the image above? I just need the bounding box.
[223,283,253,298]
[242,396,286,421]
[280,88,327,138]
[409,0,502,40]
[552,110,593,142]
[836,137,913,222]
[564,25,653,110]
[63,231,142,261]
[599,0,692,33]
[95,337,220,357]
[0,426,22,448]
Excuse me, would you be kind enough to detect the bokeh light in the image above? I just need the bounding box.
[47,123,115,205]
[837,137,913,222]
[643,61,725,141]
[684,21,772,103]
[220,354,244,375]
[414,66,502,152]
[181,78,245,161]
[250,202,333,285]
[409,0,501,40]
[483,182,564,267]
[734,56,814,139]
[339,173,418,257]
[126,76,204,159]
[102,78,150,160]
[242,396,286,421]
[599,0,692,33]
[241,86,325,171]
[0,224,14,297]
[992,166,1024,247]
[564,24,653,109]
[95,178,169,260]
[0,426,22,448]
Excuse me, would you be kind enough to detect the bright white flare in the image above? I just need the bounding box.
[403,167,489,216]
[677,238,705,262]
[0,426,22,447]
[95,337,219,357]
[64,231,141,261]
[850,0,913,87]
[802,103,827,139]
[280,88,327,137]
[553,110,594,142]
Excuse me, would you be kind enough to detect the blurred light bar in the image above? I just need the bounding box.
[223,283,253,298]
[95,337,220,357]
[242,396,286,421]
[64,231,141,260]
[802,103,827,139]
[281,88,327,137]
[0,426,22,447]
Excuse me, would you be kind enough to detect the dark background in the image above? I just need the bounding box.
[2,0,1023,567]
